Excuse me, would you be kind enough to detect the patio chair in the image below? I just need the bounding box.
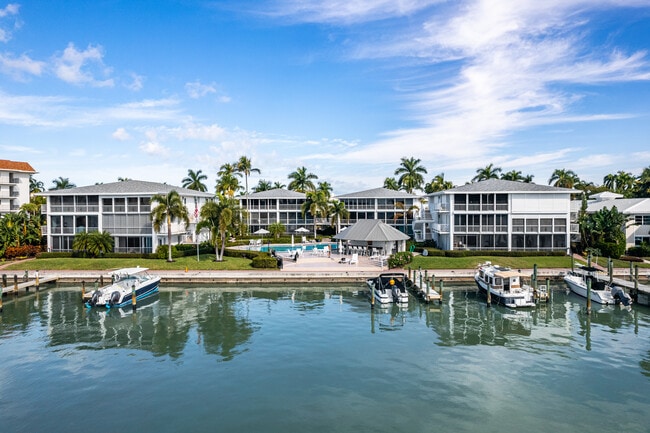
[349,253,358,265]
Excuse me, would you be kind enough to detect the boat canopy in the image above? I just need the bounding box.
[109,267,149,277]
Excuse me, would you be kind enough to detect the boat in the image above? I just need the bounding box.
[366,273,409,305]
[85,267,160,308]
[474,262,538,308]
[563,266,632,306]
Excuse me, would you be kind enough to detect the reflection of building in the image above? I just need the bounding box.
[577,192,650,248]
[39,180,213,253]
[415,179,576,252]
[0,159,36,216]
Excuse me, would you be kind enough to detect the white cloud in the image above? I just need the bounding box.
[185,80,217,99]
[125,72,144,91]
[0,52,45,80]
[0,3,20,42]
[52,42,114,87]
[112,127,131,141]
[139,139,170,157]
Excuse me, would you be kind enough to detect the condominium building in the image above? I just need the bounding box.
[581,192,650,249]
[0,159,37,216]
[415,179,577,252]
[239,188,309,233]
[39,180,213,253]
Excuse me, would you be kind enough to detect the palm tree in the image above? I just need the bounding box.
[30,177,45,194]
[288,166,318,192]
[272,181,287,189]
[548,169,579,188]
[150,190,190,262]
[316,181,333,199]
[301,189,329,237]
[72,231,91,256]
[118,177,131,182]
[472,164,502,182]
[216,173,241,197]
[384,177,399,191]
[236,156,261,197]
[253,179,273,192]
[50,176,76,190]
[196,195,245,261]
[87,231,114,257]
[328,199,349,234]
[394,201,419,235]
[522,174,534,183]
[581,205,629,258]
[394,157,427,193]
[635,165,650,197]
[501,170,524,182]
[182,169,208,192]
[424,173,453,193]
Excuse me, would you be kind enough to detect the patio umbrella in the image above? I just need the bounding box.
[291,234,295,247]
[294,227,309,233]
[253,228,270,236]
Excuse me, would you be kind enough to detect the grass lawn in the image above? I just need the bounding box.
[0,254,256,272]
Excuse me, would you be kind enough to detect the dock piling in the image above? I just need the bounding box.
[132,285,137,311]
[586,278,592,314]
[439,280,444,304]
[13,274,18,294]
[81,281,86,302]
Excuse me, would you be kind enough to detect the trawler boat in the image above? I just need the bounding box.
[474,262,537,308]
[366,273,409,305]
[85,267,160,308]
[563,266,632,306]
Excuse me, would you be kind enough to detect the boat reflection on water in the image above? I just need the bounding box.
[370,302,408,333]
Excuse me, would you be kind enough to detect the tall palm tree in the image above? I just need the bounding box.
[424,173,453,193]
[394,157,427,193]
[216,173,241,197]
[472,164,502,182]
[288,166,318,193]
[548,169,580,188]
[196,195,245,261]
[272,181,286,189]
[328,199,349,234]
[253,179,273,192]
[236,156,261,229]
[316,181,333,199]
[50,177,76,190]
[635,165,650,197]
[301,189,329,237]
[150,190,190,262]
[384,177,399,191]
[30,177,45,194]
[182,169,208,192]
[500,170,524,182]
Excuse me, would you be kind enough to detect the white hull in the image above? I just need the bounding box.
[474,262,537,308]
[367,273,409,304]
[475,277,536,308]
[563,274,619,305]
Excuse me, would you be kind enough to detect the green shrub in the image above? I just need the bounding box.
[251,254,278,269]
[155,244,182,260]
[627,244,650,258]
[388,251,413,268]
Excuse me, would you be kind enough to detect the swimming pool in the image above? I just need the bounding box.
[258,243,338,252]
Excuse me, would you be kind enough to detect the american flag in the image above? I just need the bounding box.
[194,206,199,220]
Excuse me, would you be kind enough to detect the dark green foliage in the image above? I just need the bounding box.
[251,254,278,269]
[627,244,650,258]
[156,244,182,260]
[388,251,413,268]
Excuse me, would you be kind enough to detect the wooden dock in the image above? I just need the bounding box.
[409,270,442,304]
[1,276,59,295]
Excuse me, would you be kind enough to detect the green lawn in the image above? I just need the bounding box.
[0,254,256,272]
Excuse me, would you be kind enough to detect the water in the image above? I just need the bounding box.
[258,242,337,252]
[0,286,648,433]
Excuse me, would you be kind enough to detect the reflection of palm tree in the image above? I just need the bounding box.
[182,169,208,192]
[395,201,419,235]
[150,190,190,262]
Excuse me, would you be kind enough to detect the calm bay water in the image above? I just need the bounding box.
[0,285,648,433]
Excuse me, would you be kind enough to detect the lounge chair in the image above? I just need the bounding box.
[349,253,358,265]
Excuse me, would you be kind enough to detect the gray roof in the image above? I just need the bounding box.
[38,180,214,197]
[431,179,577,195]
[333,219,410,242]
[335,187,419,199]
[239,188,305,199]
[585,198,650,214]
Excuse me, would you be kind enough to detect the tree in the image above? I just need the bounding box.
[328,199,349,234]
[50,177,76,190]
[394,157,427,193]
[580,205,629,258]
[602,171,636,197]
[196,195,245,261]
[216,173,241,197]
[316,181,333,199]
[424,173,453,193]
[383,177,399,191]
[394,201,419,235]
[501,170,524,182]
[182,169,208,192]
[288,166,318,192]
[272,181,286,189]
[236,156,261,197]
[635,165,650,197]
[150,190,190,262]
[548,169,579,188]
[87,231,114,257]
[268,221,285,239]
[472,164,502,182]
[72,231,91,255]
[253,179,273,192]
[30,177,45,194]
[301,189,329,237]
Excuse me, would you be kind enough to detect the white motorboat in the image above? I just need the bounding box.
[366,273,409,305]
[474,262,539,308]
[563,266,632,306]
[85,267,160,308]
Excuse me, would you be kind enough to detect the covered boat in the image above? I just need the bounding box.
[85,267,160,308]
[563,266,632,306]
[366,273,409,305]
[474,262,538,308]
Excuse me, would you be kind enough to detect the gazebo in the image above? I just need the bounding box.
[333,219,410,256]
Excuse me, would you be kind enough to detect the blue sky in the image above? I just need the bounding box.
[1,0,649,194]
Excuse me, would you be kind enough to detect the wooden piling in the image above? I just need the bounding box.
[586,278,592,314]
[131,285,137,311]
[13,274,18,294]
[439,280,444,304]
[545,278,550,303]
[81,281,86,302]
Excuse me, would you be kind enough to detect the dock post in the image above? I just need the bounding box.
[545,278,550,303]
[81,281,86,302]
[407,266,411,281]
[439,280,443,304]
[587,253,591,268]
[13,274,18,294]
[132,284,137,311]
[1,274,5,288]
[100,275,104,286]
[419,272,423,297]
[432,275,436,293]
[35,270,40,291]
[629,261,633,282]
[608,258,613,285]
[486,283,492,307]
[586,278,592,314]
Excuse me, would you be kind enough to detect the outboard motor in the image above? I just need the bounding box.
[611,286,632,306]
[88,290,100,307]
[390,279,399,302]
[107,291,121,308]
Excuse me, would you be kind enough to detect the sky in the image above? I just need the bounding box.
[1,0,650,194]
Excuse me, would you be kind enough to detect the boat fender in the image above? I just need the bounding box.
[89,290,100,306]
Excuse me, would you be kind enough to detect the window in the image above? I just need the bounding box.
[512,218,524,232]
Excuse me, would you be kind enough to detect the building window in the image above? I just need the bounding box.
[512,218,524,232]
